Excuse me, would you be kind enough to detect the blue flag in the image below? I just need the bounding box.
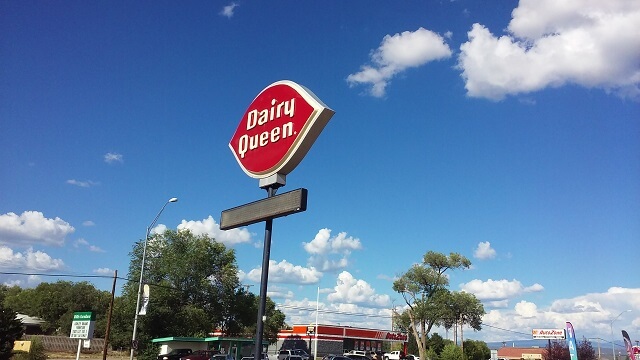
[566,322,578,360]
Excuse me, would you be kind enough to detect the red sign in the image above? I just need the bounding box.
[230,80,334,179]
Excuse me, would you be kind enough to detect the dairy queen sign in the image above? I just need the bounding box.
[230,80,335,180]
[222,80,334,360]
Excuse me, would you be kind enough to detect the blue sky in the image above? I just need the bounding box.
[1,0,639,345]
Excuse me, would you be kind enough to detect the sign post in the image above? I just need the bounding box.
[222,80,334,360]
[70,312,95,360]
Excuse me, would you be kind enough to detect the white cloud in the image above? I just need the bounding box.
[104,152,123,164]
[303,228,362,272]
[267,285,295,300]
[220,3,239,18]
[0,245,65,271]
[177,216,252,246]
[246,260,322,284]
[460,278,544,304]
[474,241,497,260]
[347,27,452,97]
[73,238,105,253]
[82,220,95,227]
[93,267,114,275]
[0,211,74,247]
[326,271,391,308]
[66,179,99,188]
[458,0,640,100]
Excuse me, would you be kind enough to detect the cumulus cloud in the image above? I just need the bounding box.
[93,267,114,275]
[461,278,544,306]
[246,260,321,284]
[474,241,497,260]
[104,152,123,164]
[177,216,252,246]
[73,238,105,253]
[220,3,239,18]
[0,211,74,247]
[458,0,640,100]
[303,228,362,272]
[347,27,452,97]
[66,179,99,188]
[326,271,391,308]
[0,245,65,271]
[267,285,295,300]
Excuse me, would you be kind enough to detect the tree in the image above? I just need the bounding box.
[544,340,596,360]
[3,281,110,336]
[441,292,484,350]
[116,229,285,360]
[462,340,490,360]
[440,343,463,360]
[392,251,477,360]
[0,302,24,360]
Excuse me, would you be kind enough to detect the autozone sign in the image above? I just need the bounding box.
[230,80,334,179]
[532,328,565,339]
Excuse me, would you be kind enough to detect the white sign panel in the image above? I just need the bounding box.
[70,312,95,339]
[532,328,565,339]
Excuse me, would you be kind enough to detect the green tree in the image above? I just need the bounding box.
[439,343,463,360]
[117,229,285,360]
[462,340,490,360]
[0,302,24,360]
[392,252,474,360]
[441,292,484,350]
[577,339,596,360]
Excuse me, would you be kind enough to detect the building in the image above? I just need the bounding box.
[276,324,408,357]
[496,347,546,360]
[152,336,268,359]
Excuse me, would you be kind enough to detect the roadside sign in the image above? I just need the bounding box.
[229,80,334,179]
[70,312,95,339]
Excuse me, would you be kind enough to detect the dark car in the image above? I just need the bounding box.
[158,349,193,360]
[181,350,219,360]
[346,355,370,360]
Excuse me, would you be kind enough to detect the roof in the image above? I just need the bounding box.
[16,314,46,326]
[152,336,268,344]
[497,347,546,359]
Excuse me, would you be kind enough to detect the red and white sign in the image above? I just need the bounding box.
[532,328,565,339]
[229,80,334,179]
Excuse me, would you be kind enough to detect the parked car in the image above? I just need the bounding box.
[346,355,370,360]
[285,356,305,360]
[242,354,270,360]
[279,350,309,360]
[181,350,218,360]
[212,354,235,360]
[405,355,419,360]
[158,349,193,360]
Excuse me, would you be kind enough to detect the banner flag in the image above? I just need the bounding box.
[138,284,150,315]
[566,322,578,360]
[622,330,634,360]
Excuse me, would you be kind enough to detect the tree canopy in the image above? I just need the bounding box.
[392,251,484,360]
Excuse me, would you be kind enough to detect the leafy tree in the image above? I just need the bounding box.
[544,340,596,360]
[441,292,484,350]
[117,229,285,360]
[0,302,24,360]
[440,343,464,360]
[577,339,596,360]
[3,281,110,336]
[462,340,490,360]
[427,333,449,356]
[392,252,476,360]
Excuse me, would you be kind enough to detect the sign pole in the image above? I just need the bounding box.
[75,340,82,360]
[254,185,278,360]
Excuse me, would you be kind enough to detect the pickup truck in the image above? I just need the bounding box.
[383,351,405,360]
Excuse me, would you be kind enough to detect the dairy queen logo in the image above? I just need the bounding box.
[230,80,334,179]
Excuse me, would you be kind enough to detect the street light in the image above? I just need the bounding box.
[130,197,178,360]
[610,309,631,360]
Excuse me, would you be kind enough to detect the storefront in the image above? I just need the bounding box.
[276,324,407,358]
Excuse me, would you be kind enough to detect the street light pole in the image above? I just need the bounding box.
[610,310,631,360]
[130,197,178,360]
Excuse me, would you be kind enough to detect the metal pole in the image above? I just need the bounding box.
[610,310,631,360]
[314,287,319,360]
[130,198,177,360]
[254,186,277,360]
